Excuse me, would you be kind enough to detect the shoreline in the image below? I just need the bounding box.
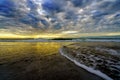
[0,53,104,80]
[59,47,113,80]
[1,42,119,80]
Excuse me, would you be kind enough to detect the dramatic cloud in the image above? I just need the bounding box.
[0,0,120,35]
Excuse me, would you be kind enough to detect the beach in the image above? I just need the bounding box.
[60,42,120,80]
[0,42,104,80]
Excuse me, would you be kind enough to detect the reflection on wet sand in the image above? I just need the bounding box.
[0,42,103,80]
[0,42,65,63]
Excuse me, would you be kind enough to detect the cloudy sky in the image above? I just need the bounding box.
[0,0,120,38]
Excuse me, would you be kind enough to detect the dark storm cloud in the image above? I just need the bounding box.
[0,0,120,34]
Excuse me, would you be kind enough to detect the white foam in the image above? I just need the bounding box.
[95,47,120,55]
[60,48,113,80]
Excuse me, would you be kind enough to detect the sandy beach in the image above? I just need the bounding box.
[0,0,120,80]
[0,42,104,80]
[60,42,120,80]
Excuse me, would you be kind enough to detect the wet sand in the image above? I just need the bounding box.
[0,42,103,80]
[60,42,120,80]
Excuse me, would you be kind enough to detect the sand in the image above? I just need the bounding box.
[0,42,104,80]
[60,42,120,80]
[0,53,104,80]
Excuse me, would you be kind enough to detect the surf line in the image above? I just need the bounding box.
[59,47,113,80]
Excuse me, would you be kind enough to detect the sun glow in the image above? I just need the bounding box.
[33,33,63,39]
[0,33,29,38]
[0,32,120,39]
[0,33,63,39]
[106,32,120,36]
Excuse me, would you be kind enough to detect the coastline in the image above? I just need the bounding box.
[0,52,104,80]
[59,47,112,80]
[0,42,104,80]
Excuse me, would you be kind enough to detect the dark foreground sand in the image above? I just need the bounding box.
[0,54,104,80]
[0,42,104,80]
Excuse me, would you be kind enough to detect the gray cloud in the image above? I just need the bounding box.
[0,0,120,34]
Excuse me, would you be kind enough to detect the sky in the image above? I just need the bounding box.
[0,0,120,38]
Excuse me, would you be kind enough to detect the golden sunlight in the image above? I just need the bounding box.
[0,32,120,39]
[0,33,29,38]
